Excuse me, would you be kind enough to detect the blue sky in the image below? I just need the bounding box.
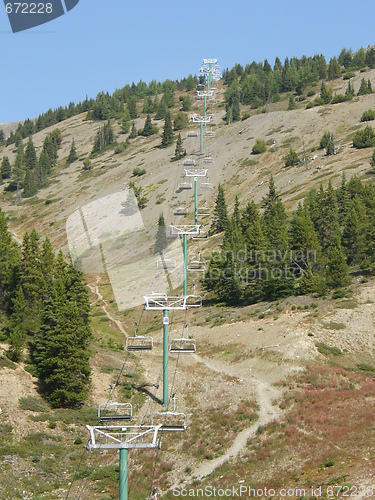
[1,0,375,123]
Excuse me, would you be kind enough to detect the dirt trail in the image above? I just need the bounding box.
[190,354,281,480]
[88,283,127,336]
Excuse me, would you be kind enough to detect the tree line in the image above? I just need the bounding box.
[204,174,375,304]
[0,212,92,408]
[1,129,62,198]
[223,46,375,123]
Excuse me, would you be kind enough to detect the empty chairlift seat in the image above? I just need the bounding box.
[202,156,214,164]
[183,158,196,166]
[178,182,193,190]
[187,130,198,138]
[151,410,187,432]
[169,338,196,354]
[173,206,188,216]
[197,205,210,217]
[98,402,132,423]
[156,258,177,270]
[126,335,153,351]
[200,179,213,191]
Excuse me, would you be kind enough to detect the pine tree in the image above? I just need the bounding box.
[326,235,350,288]
[173,133,186,160]
[318,181,340,253]
[337,172,351,223]
[140,114,157,136]
[67,138,78,163]
[24,136,37,171]
[370,149,375,168]
[154,213,167,255]
[32,284,91,408]
[0,209,18,307]
[161,112,174,148]
[129,121,137,139]
[320,81,332,104]
[210,184,229,235]
[342,197,367,265]
[1,156,11,179]
[23,169,38,197]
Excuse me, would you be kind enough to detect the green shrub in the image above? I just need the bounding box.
[252,139,267,154]
[114,141,128,154]
[132,167,146,176]
[360,109,375,122]
[315,342,342,356]
[353,125,375,148]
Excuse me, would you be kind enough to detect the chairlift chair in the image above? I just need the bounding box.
[173,206,188,216]
[156,258,177,270]
[169,338,196,354]
[187,260,206,273]
[187,130,198,138]
[192,232,209,241]
[98,402,132,423]
[197,205,211,217]
[202,156,214,164]
[178,182,193,190]
[126,322,153,351]
[182,158,196,166]
[169,324,196,354]
[151,410,186,432]
[200,179,213,191]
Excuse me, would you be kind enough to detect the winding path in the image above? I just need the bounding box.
[190,354,281,479]
[88,283,127,336]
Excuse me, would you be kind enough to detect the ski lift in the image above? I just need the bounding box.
[187,130,198,138]
[126,322,153,351]
[156,258,177,270]
[169,324,196,354]
[98,402,132,423]
[182,158,196,166]
[196,83,205,92]
[151,396,187,432]
[200,178,213,191]
[192,232,209,241]
[205,128,215,138]
[173,205,188,216]
[178,182,193,190]
[197,203,210,217]
[202,156,214,164]
[187,254,206,273]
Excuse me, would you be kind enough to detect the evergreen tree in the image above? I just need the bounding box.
[342,197,367,265]
[12,143,25,193]
[1,156,11,179]
[161,112,174,148]
[327,57,341,80]
[129,121,138,139]
[337,172,351,224]
[326,235,350,288]
[284,147,299,166]
[358,78,370,96]
[23,169,38,197]
[0,209,18,307]
[155,98,167,120]
[172,133,186,160]
[121,105,131,134]
[32,280,91,408]
[140,114,158,136]
[154,213,167,255]
[353,125,375,148]
[24,136,37,171]
[210,184,229,235]
[288,94,296,110]
[320,81,332,104]
[0,128,4,144]
[370,149,375,168]
[67,138,78,163]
